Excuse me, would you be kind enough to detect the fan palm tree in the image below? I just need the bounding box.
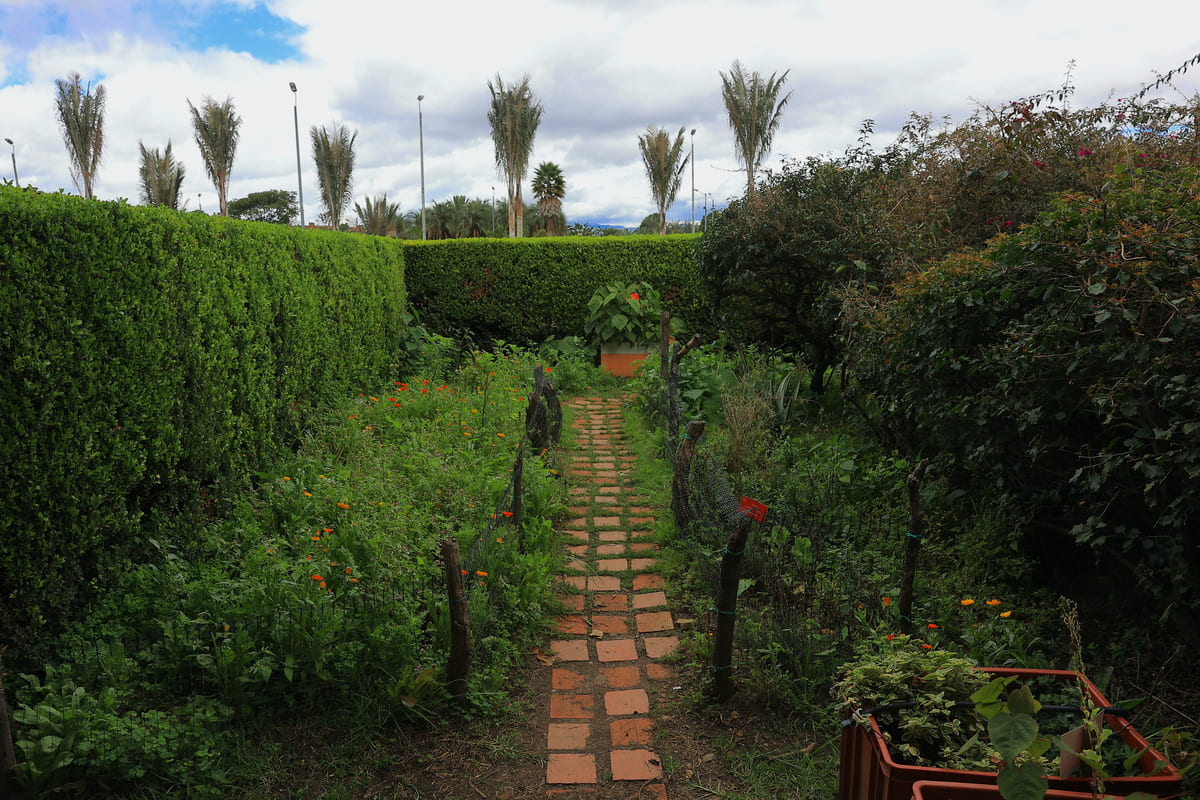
[487,73,544,238]
[531,162,566,235]
[53,71,106,199]
[461,198,491,238]
[187,96,241,216]
[354,194,402,236]
[720,60,792,198]
[637,126,690,235]
[311,122,357,230]
[427,199,460,240]
[137,140,186,209]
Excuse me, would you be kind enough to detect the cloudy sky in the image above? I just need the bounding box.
[2,0,1198,229]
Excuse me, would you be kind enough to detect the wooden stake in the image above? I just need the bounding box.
[441,538,472,706]
[710,514,753,702]
[671,420,706,531]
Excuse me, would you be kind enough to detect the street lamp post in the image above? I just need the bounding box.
[4,138,17,187]
[691,128,700,232]
[418,95,427,241]
[290,82,305,227]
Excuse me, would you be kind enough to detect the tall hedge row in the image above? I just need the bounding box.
[0,188,407,636]
[402,234,706,344]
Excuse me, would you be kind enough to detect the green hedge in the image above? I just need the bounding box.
[0,188,407,638]
[402,234,706,344]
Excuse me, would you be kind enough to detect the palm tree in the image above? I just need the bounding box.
[53,71,106,199]
[487,73,544,238]
[354,194,402,236]
[427,200,459,240]
[187,96,241,216]
[531,162,566,235]
[311,122,357,230]
[462,198,491,238]
[637,126,690,235]
[720,60,792,198]
[137,140,186,209]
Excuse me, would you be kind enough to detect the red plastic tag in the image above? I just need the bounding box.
[738,496,768,522]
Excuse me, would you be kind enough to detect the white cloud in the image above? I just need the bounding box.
[3,0,1197,227]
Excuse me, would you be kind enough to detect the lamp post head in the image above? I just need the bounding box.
[417,94,424,102]
[289,82,297,93]
[691,129,696,136]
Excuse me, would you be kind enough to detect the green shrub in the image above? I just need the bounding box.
[855,163,1200,632]
[0,188,407,641]
[402,235,705,345]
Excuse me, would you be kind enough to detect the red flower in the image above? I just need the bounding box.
[630,292,640,301]
[927,623,939,629]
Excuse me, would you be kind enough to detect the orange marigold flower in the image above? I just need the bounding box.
[922,644,933,649]
[1000,611,1013,618]
[349,577,358,583]
[502,511,514,517]
[630,292,640,301]
[311,535,322,541]
[476,571,488,578]
[461,569,468,576]
[303,491,313,497]
[337,502,350,509]
[961,598,975,606]
[495,537,504,543]
[311,574,323,581]
[927,623,939,629]
[986,599,1001,606]
[319,581,327,589]
[283,476,291,481]
[323,528,333,533]
[886,634,895,641]
[345,566,352,573]
[882,596,891,606]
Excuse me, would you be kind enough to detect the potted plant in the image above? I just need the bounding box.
[584,281,664,377]
[836,638,1181,800]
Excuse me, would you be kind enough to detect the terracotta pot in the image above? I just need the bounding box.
[839,667,1181,800]
[598,342,650,377]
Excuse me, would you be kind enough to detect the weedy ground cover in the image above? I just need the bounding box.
[7,346,571,798]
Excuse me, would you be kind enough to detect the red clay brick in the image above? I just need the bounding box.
[565,544,588,557]
[546,753,597,784]
[563,529,590,542]
[610,749,663,781]
[549,694,595,720]
[601,664,641,688]
[643,636,679,659]
[552,668,586,690]
[598,531,628,542]
[560,594,585,611]
[597,558,629,573]
[610,718,654,747]
[558,615,589,635]
[592,516,620,527]
[635,611,674,633]
[586,576,621,591]
[551,640,589,661]
[559,576,587,590]
[632,591,668,609]
[630,558,657,571]
[590,615,629,635]
[547,722,591,750]
[596,544,625,556]
[604,688,649,715]
[632,573,665,590]
[592,593,628,612]
[595,639,638,662]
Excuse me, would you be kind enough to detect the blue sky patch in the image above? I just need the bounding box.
[164,3,304,63]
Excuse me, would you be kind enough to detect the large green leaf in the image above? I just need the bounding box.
[997,761,1047,800]
[989,712,1038,762]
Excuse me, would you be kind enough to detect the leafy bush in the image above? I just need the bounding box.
[855,163,1200,633]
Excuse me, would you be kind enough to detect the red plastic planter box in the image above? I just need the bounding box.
[839,667,1181,800]
[910,781,1131,800]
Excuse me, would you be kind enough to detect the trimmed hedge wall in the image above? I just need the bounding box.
[0,188,407,637]
[402,234,707,344]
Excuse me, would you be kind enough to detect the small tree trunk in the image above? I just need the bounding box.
[897,458,930,636]
[710,515,752,702]
[441,538,472,705]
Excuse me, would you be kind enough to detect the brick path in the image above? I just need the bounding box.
[544,397,677,798]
